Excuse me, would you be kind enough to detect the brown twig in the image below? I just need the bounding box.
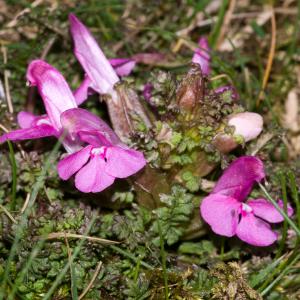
[216,0,237,49]
[45,232,119,245]
[5,0,43,28]
[0,204,17,223]
[256,6,276,106]
[20,193,31,214]
[1,46,13,114]
[78,261,103,300]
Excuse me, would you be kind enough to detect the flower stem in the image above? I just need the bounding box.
[258,183,300,237]
[7,141,17,211]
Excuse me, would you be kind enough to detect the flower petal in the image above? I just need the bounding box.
[0,125,57,143]
[143,83,153,102]
[213,156,265,201]
[132,53,166,65]
[17,111,38,128]
[192,37,211,76]
[75,156,115,193]
[215,85,239,100]
[26,60,77,131]
[73,75,94,105]
[77,131,111,147]
[69,14,119,95]
[104,146,146,178]
[236,213,278,246]
[61,108,121,146]
[57,145,92,180]
[109,58,136,77]
[228,112,263,142]
[248,198,294,223]
[200,194,240,237]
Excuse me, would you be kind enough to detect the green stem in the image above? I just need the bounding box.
[157,221,169,300]
[275,173,288,259]
[288,171,300,228]
[0,140,61,300]
[209,0,229,49]
[261,253,300,296]
[110,245,153,270]
[7,141,17,211]
[258,183,300,237]
[43,214,97,300]
[220,237,225,260]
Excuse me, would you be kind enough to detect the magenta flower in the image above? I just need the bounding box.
[143,83,153,102]
[58,108,146,193]
[0,60,80,153]
[69,14,165,105]
[215,85,239,101]
[0,59,146,193]
[109,53,165,77]
[69,13,120,105]
[200,156,293,246]
[109,58,136,77]
[192,37,211,76]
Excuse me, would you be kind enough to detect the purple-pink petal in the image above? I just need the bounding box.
[109,58,136,77]
[143,83,153,102]
[215,85,239,100]
[77,131,112,147]
[74,156,115,193]
[0,125,57,143]
[73,75,94,105]
[200,194,240,237]
[104,146,146,178]
[132,53,166,65]
[236,213,278,246]
[17,111,38,128]
[61,108,121,146]
[57,145,92,180]
[248,198,294,223]
[26,60,77,131]
[192,37,211,76]
[212,156,265,201]
[69,14,119,95]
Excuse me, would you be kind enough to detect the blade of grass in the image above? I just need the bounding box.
[288,171,300,228]
[0,139,61,300]
[8,238,47,300]
[249,255,284,288]
[78,261,102,300]
[157,220,169,300]
[42,214,97,300]
[110,245,153,270]
[209,0,229,49]
[275,173,289,259]
[65,234,78,300]
[258,183,300,237]
[7,141,17,211]
[261,252,300,296]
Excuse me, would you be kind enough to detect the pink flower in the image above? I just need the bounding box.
[109,58,136,77]
[69,14,166,105]
[192,37,211,76]
[69,13,119,103]
[0,60,146,193]
[143,83,153,102]
[200,156,293,246]
[228,112,263,142]
[0,60,80,153]
[58,108,146,193]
